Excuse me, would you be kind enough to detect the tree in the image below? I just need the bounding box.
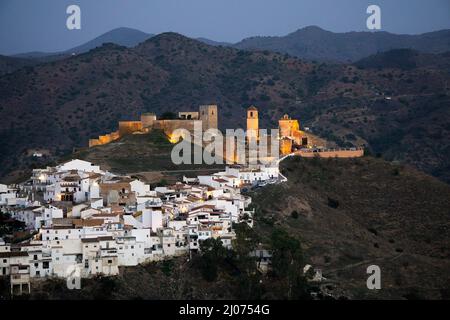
[198,238,228,282]
[270,228,309,299]
[160,112,177,120]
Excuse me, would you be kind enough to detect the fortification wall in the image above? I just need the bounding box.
[119,121,143,137]
[154,119,198,136]
[89,139,101,148]
[141,114,157,128]
[297,148,364,158]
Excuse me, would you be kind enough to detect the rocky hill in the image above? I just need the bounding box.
[250,156,450,299]
[0,55,36,76]
[0,33,449,184]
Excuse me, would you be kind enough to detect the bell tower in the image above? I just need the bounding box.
[246,106,259,141]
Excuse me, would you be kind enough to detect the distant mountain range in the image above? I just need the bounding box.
[6,26,450,64]
[234,26,450,62]
[11,27,155,61]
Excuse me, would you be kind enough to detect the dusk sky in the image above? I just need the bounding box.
[1,0,449,55]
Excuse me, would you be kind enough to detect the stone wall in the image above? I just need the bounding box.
[118,121,144,137]
[297,148,364,158]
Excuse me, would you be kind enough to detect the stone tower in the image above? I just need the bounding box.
[199,105,218,131]
[141,113,157,129]
[247,106,259,141]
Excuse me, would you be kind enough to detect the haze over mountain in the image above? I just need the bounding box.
[234,26,450,62]
[13,27,155,60]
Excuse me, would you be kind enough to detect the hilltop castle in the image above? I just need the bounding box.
[89,104,363,159]
[89,104,310,155]
[89,105,218,147]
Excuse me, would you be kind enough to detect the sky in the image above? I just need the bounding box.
[0,0,449,55]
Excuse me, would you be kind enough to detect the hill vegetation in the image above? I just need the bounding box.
[0,33,449,184]
[249,156,450,299]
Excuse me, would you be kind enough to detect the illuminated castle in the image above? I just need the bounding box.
[89,105,218,147]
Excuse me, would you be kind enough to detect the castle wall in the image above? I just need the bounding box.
[89,139,101,148]
[153,119,198,137]
[118,121,143,137]
[88,105,219,148]
[297,148,364,158]
[141,114,157,129]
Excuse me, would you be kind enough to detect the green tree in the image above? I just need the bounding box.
[270,228,309,299]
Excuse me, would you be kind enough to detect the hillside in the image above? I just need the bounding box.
[234,26,450,62]
[0,34,449,184]
[250,156,450,299]
[0,55,36,76]
[1,156,448,300]
[71,130,225,184]
[354,49,450,70]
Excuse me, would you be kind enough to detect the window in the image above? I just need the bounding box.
[43,262,49,269]
[33,255,38,260]
[34,263,38,267]
[108,260,112,264]
[3,259,7,263]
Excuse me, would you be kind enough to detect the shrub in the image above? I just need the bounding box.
[327,197,339,209]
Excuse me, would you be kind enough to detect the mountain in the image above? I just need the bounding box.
[354,48,450,70]
[0,34,449,185]
[234,26,450,62]
[0,55,36,76]
[196,37,232,47]
[65,27,154,55]
[12,27,155,61]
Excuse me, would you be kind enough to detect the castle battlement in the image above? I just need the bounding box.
[89,105,218,148]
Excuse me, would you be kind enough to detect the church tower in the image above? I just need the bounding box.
[247,106,259,141]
